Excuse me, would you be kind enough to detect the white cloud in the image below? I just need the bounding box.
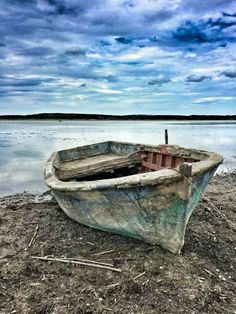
[115,46,181,62]
[95,88,123,94]
[194,96,234,103]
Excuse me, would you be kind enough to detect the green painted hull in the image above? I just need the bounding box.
[45,141,223,253]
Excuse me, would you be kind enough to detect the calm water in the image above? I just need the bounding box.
[0,120,235,197]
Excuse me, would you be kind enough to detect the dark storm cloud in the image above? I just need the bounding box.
[47,0,101,16]
[0,77,55,87]
[17,46,55,57]
[115,37,133,44]
[221,69,236,78]
[148,77,171,86]
[186,75,211,82]
[173,13,236,44]
[53,4,77,16]
[99,40,111,46]
[222,12,236,17]
[64,48,86,56]
[173,21,208,43]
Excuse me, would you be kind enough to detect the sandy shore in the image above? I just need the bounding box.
[1,174,236,313]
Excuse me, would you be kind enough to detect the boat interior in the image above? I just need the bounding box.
[53,141,203,182]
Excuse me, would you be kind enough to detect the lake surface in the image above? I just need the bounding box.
[0,120,235,197]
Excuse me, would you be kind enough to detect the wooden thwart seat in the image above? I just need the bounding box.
[55,152,143,181]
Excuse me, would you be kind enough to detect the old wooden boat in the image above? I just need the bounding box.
[44,141,223,253]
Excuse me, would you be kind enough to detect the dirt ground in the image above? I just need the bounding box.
[0,174,236,314]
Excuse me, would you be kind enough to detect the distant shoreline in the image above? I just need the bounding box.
[0,113,236,121]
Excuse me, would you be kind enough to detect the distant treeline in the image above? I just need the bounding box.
[0,113,236,120]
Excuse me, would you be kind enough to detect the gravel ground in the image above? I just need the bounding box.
[0,174,236,314]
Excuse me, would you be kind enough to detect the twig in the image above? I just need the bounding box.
[106,282,121,288]
[86,241,95,246]
[92,249,114,256]
[25,224,39,250]
[204,268,216,277]
[64,257,114,267]
[133,271,146,281]
[30,256,121,273]
[114,257,136,261]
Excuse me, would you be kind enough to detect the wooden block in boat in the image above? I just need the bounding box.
[179,163,192,177]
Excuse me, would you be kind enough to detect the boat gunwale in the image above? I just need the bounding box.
[44,141,223,192]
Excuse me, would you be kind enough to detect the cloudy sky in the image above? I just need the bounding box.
[0,0,236,115]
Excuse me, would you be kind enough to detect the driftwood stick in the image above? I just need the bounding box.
[30,256,121,273]
[25,224,39,250]
[64,257,114,267]
[92,249,115,256]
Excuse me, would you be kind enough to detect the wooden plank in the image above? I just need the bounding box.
[171,156,177,168]
[165,155,172,167]
[155,153,162,166]
[152,153,157,164]
[161,154,166,167]
[56,153,142,180]
[60,153,120,171]
[147,152,153,163]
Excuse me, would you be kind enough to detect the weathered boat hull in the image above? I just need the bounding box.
[45,141,223,253]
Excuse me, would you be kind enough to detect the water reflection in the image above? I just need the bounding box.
[0,120,235,196]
